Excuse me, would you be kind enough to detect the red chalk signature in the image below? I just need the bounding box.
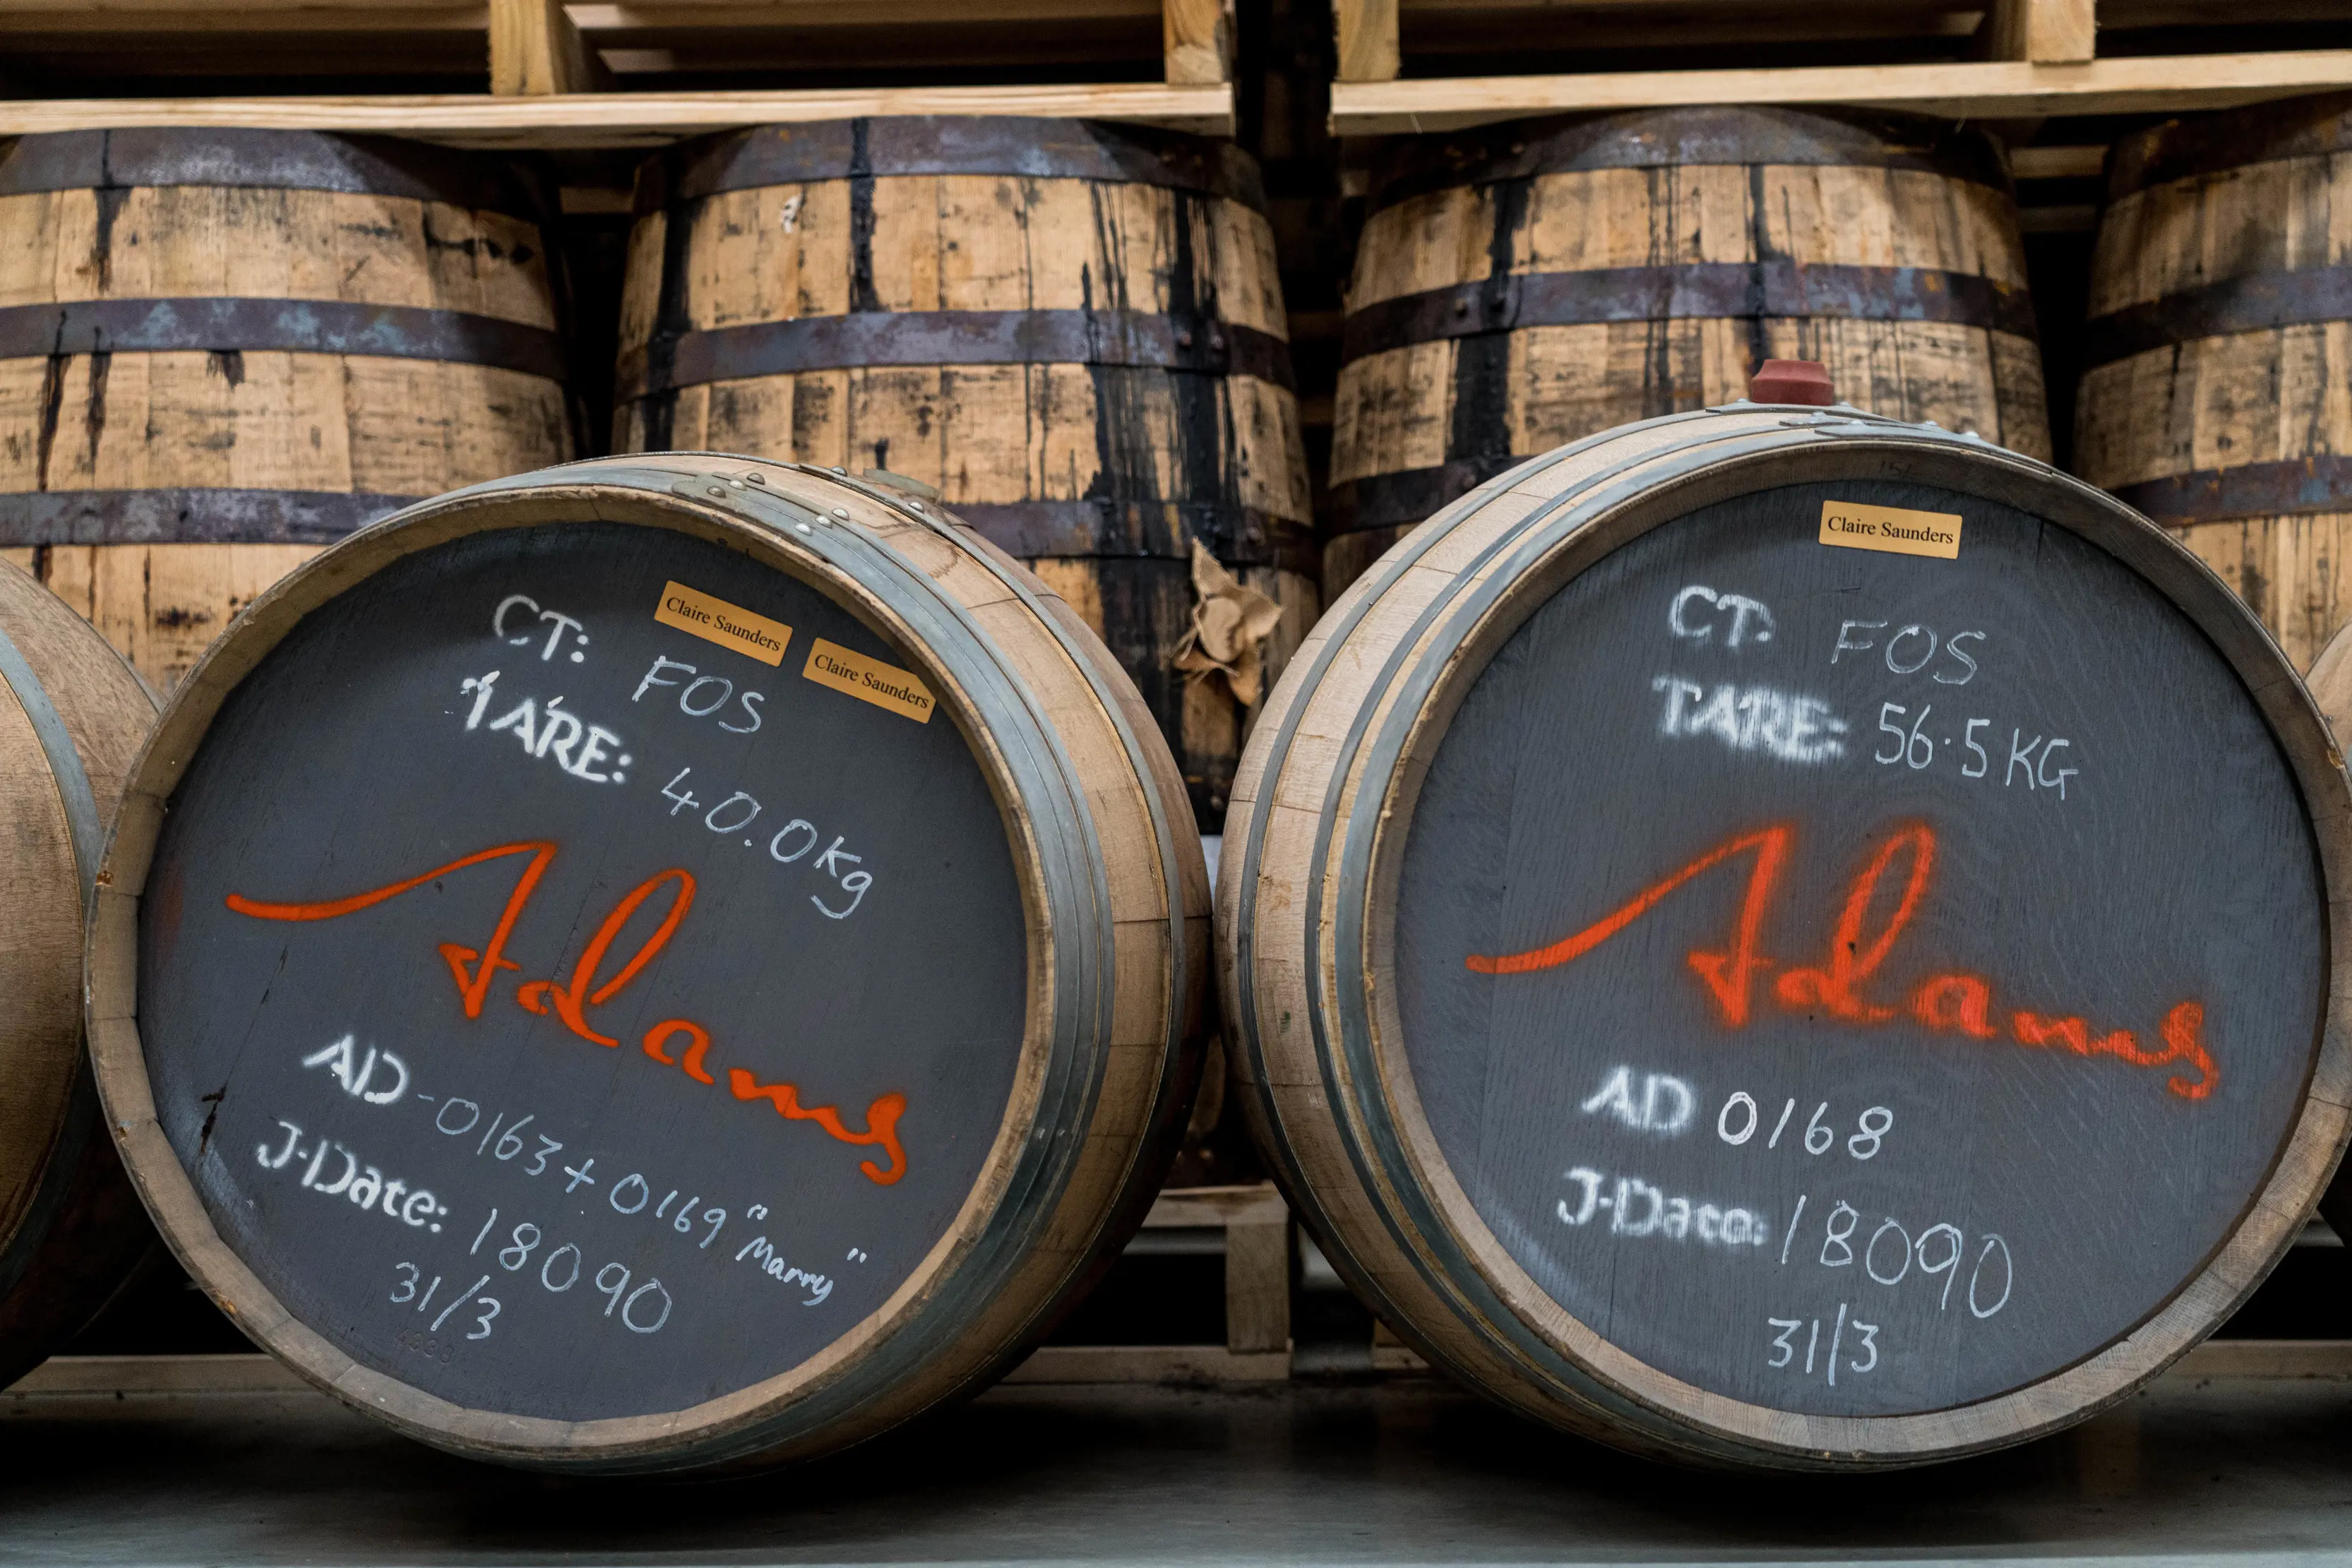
[1466,822,2216,1101]
[227,842,909,1183]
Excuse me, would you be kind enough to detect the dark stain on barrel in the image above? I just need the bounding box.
[1642,167,1676,419]
[81,350,111,472]
[33,352,67,492]
[208,349,246,388]
[1164,186,1236,525]
[1448,174,1527,488]
[1743,164,1777,378]
[88,131,131,297]
[195,1086,225,1159]
[847,119,883,316]
[1081,184,1153,510]
[639,183,703,451]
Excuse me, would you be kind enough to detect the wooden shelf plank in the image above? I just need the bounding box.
[0,82,1234,145]
[1330,51,2352,133]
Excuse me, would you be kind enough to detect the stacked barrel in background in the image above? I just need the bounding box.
[1328,107,2052,595]
[2077,95,2352,670]
[614,116,1314,828]
[0,129,575,690]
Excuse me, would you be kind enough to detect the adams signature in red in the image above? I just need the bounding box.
[1466,821,2217,1101]
[227,842,909,1183]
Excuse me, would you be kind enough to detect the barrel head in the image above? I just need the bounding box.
[135,520,1026,1425]
[1389,476,2325,1419]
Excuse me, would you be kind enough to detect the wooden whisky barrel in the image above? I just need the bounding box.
[2288,620,2352,1252]
[0,559,157,1387]
[2077,93,2352,671]
[614,117,1315,829]
[87,455,1206,1471]
[0,128,575,693]
[1221,399,2348,1469]
[1328,107,2052,597]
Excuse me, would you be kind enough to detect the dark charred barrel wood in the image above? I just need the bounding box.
[0,561,157,1387]
[1329,105,2051,599]
[87,455,1207,1473]
[1219,405,2351,1470]
[2077,94,2352,671]
[0,128,576,693]
[614,117,1315,832]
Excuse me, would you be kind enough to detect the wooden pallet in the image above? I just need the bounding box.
[1013,1183,1294,1384]
[0,0,1236,141]
[1330,0,2352,134]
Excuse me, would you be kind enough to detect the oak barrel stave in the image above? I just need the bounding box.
[0,128,577,692]
[614,117,1315,830]
[1222,402,2349,1469]
[89,455,1205,1471]
[1328,107,2052,599]
[0,559,157,1386]
[2077,93,2352,671]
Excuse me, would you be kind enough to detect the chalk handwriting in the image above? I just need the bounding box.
[1557,1166,1769,1246]
[1581,1067,1694,1134]
[657,767,873,918]
[1718,1094,1892,1159]
[1466,821,2216,1099]
[389,1263,499,1341]
[1875,704,2079,798]
[458,671,631,785]
[225,842,910,1183]
[465,1211,672,1332]
[633,656,765,734]
[1653,677,1847,763]
[1766,1307,1880,1385]
[733,1235,835,1305]
[1669,586,1776,650]
[1794,1199,2012,1318]
[492,594,590,664]
[1832,621,1984,685]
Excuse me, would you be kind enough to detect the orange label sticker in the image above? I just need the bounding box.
[1817,500,1964,561]
[654,581,791,666]
[803,638,936,724]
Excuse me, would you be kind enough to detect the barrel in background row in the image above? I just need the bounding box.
[0,128,576,690]
[614,117,1316,830]
[1327,105,2052,598]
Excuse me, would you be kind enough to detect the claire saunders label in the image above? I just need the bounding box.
[1818,500,1964,561]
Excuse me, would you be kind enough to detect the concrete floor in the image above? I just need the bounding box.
[2,1373,2348,1566]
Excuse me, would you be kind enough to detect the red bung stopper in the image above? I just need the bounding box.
[1747,359,1836,406]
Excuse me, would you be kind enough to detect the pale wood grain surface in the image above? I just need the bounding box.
[1327,54,2352,134]
[0,87,1238,145]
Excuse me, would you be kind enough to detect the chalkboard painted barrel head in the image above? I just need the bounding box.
[1220,404,2352,1468]
[88,455,1207,1473]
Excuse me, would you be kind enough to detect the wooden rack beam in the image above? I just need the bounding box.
[1329,50,2352,134]
[0,82,1236,145]
[1986,0,2096,64]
